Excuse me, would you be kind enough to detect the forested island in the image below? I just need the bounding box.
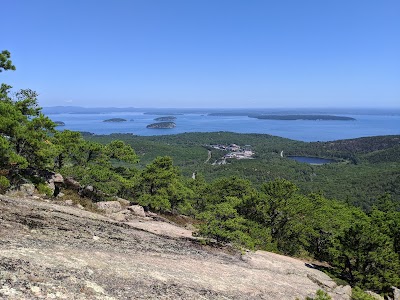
[154,116,177,121]
[54,121,65,126]
[103,118,127,122]
[251,114,356,121]
[146,122,176,129]
[144,112,183,115]
[208,113,356,121]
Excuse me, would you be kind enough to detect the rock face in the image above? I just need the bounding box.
[393,286,400,300]
[0,194,350,300]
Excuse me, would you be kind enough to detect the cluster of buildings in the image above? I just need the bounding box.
[208,144,254,160]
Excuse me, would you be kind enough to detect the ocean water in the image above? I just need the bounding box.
[46,109,400,142]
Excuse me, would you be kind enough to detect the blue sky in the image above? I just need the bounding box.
[2,0,400,108]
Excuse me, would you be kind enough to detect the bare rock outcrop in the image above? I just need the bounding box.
[127,204,146,217]
[95,200,122,213]
[6,183,36,197]
[394,286,400,300]
[0,194,350,299]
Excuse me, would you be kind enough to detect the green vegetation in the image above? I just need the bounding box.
[1,50,400,296]
[0,51,138,199]
[88,132,400,210]
[251,114,356,121]
[103,118,127,122]
[146,122,176,129]
[154,116,177,121]
[351,287,377,300]
[207,112,355,120]
[306,290,332,300]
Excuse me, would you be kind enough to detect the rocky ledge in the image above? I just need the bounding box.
[0,195,352,299]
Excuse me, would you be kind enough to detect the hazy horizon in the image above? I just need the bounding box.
[4,1,400,108]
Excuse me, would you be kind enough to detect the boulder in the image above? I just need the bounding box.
[331,285,352,300]
[19,183,35,196]
[127,205,146,217]
[64,177,82,191]
[115,197,130,206]
[64,199,74,206]
[79,185,95,198]
[146,211,158,217]
[393,286,400,300]
[45,173,64,196]
[95,201,122,214]
[110,209,132,222]
[51,173,64,183]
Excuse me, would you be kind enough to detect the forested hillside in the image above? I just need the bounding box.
[88,132,400,210]
[1,50,400,297]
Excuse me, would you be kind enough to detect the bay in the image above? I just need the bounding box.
[46,108,400,142]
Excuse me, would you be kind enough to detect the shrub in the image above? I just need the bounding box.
[351,287,377,300]
[0,176,10,194]
[36,183,53,197]
[306,289,332,300]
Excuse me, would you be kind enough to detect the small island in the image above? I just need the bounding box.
[146,122,176,129]
[251,115,356,121]
[154,116,177,121]
[103,118,127,122]
[54,121,65,126]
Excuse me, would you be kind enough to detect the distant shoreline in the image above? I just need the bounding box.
[250,115,356,121]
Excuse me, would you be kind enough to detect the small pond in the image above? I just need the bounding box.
[287,156,336,165]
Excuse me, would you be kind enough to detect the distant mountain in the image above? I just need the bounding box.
[42,106,137,114]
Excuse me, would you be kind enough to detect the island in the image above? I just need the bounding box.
[154,116,177,121]
[146,122,176,129]
[103,118,127,122]
[54,121,65,126]
[144,112,183,115]
[250,115,356,121]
